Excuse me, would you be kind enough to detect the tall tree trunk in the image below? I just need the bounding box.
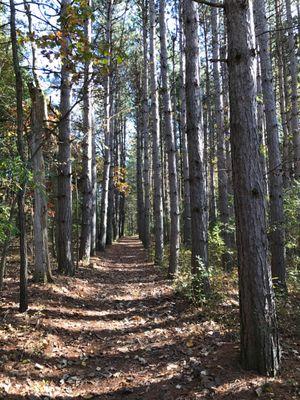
[136,86,145,242]
[10,0,28,311]
[179,1,191,246]
[79,0,93,264]
[203,17,217,228]
[29,84,52,283]
[106,88,115,246]
[211,4,232,270]
[98,0,112,251]
[149,0,164,265]
[90,120,97,255]
[159,0,180,277]
[184,0,209,292]
[254,0,286,288]
[57,0,74,275]
[225,0,280,376]
[285,0,300,178]
[141,0,151,249]
[275,0,290,186]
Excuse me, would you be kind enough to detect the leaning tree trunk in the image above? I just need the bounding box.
[149,0,164,265]
[57,0,74,275]
[225,0,280,376]
[79,0,93,265]
[159,0,180,277]
[10,0,28,311]
[253,0,286,288]
[184,0,209,292]
[211,4,232,271]
[29,84,52,283]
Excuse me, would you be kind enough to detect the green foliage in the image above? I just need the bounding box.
[208,223,226,267]
[0,204,15,244]
[283,181,300,271]
[174,250,213,305]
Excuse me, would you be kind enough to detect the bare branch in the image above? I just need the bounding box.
[193,0,224,8]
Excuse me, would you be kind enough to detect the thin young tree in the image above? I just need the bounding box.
[9,0,28,311]
[24,0,52,283]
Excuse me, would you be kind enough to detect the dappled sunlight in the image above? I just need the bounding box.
[1,237,299,399]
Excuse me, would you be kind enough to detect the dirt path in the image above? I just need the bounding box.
[0,237,298,399]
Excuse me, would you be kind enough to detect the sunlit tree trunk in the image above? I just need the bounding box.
[254,0,286,288]
[98,0,112,251]
[184,0,209,292]
[179,2,191,246]
[211,3,232,270]
[141,0,151,249]
[225,0,280,376]
[79,0,93,264]
[57,0,74,275]
[159,0,180,276]
[29,84,52,283]
[149,0,164,265]
[10,0,28,311]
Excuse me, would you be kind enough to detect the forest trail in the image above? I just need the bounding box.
[0,237,296,399]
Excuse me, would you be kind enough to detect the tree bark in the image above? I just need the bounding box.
[225,0,280,376]
[57,0,75,275]
[29,84,52,283]
[285,0,300,178]
[79,0,93,264]
[179,1,191,246]
[149,0,164,265]
[211,3,232,270]
[253,0,286,288]
[10,0,28,311]
[98,0,113,251]
[159,0,180,277]
[141,0,151,249]
[184,0,209,291]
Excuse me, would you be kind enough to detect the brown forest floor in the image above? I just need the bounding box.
[0,237,299,400]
